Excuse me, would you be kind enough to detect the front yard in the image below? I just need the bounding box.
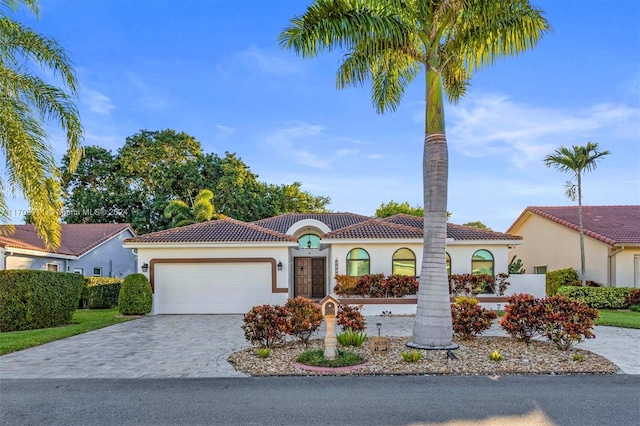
[596,309,640,329]
[0,309,137,355]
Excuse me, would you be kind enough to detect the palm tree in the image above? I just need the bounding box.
[1,0,83,249]
[280,0,549,348]
[164,189,218,228]
[544,142,610,286]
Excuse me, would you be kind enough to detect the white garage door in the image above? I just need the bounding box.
[154,262,273,314]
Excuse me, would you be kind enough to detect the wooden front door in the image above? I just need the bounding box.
[294,257,325,299]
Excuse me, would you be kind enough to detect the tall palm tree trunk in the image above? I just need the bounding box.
[577,174,586,286]
[408,68,457,349]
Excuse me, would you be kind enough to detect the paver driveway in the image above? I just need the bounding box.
[0,315,251,378]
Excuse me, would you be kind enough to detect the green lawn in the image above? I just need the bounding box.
[595,309,640,329]
[0,309,137,355]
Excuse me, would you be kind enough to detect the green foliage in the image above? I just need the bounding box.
[374,200,423,218]
[556,286,631,309]
[117,273,152,315]
[489,350,504,361]
[282,297,323,346]
[296,348,365,368]
[546,268,579,295]
[62,135,331,234]
[401,350,423,363]
[450,297,497,340]
[462,221,491,230]
[337,304,366,332]
[242,304,288,348]
[508,255,525,274]
[596,309,640,328]
[572,353,585,362]
[0,0,83,250]
[0,270,84,332]
[164,189,219,228]
[256,348,272,358]
[80,277,122,309]
[449,273,510,296]
[630,305,640,313]
[336,329,367,347]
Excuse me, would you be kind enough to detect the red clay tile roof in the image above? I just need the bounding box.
[253,212,372,233]
[324,219,424,239]
[125,218,298,244]
[0,224,135,256]
[508,205,640,246]
[382,214,522,241]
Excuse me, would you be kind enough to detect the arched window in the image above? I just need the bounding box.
[346,248,370,276]
[298,234,320,249]
[472,249,494,277]
[446,252,451,277]
[392,248,416,276]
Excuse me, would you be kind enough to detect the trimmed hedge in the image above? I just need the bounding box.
[118,273,152,315]
[79,277,123,309]
[556,286,631,309]
[0,270,85,332]
[546,268,579,295]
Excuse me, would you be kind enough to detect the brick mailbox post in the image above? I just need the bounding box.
[319,294,340,360]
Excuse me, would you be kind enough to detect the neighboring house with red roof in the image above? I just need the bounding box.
[124,213,524,315]
[506,206,640,287]
[0,224,137,278]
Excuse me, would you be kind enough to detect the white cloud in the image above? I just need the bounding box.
[82,89,115,115]
[215,125,235,140]
[439,93,639,169]
[125,71,170,109]
[262,122,364,169]
[230,45,302,75]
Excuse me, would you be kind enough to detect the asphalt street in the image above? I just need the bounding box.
[1,375,639,426]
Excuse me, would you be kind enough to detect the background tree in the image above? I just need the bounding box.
[61,131,331,233]
[462,221,491,230]
[164,189,219,228]
[1,0,83,249]
[280,0,548,348]
[544,142,610,286]
[375,200,424,218]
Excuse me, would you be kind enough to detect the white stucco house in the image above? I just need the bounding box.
[0,223,137,278]
[124,213,525,315]
[507,205,640,287]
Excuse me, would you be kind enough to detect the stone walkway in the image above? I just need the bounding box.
[0,315,638,378]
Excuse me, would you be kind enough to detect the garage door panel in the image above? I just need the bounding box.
[154,262,274,314]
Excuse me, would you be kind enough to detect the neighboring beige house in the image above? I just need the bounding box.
[0,223,137,278]
[124,213,524,314]
[506,206,640,287]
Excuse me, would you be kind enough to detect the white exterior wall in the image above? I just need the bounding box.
[510,215,612,285]
[615,249,640,287]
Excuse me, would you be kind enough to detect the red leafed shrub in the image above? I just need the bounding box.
[499,293,545,344]
[337,304,366,331]
[386,275,419,297]
[282,297,323,346]
[451,297,497,340]
[242,304,288,348]
[449,274,494,296]
[539,295,599,350]
[354,273,386,297]
[626,288,640,307]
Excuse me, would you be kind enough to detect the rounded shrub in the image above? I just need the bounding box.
[118,273,152,315]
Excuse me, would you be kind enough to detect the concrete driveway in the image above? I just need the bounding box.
[1,315,638,378]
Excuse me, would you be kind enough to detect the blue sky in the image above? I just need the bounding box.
[8,0,640,231]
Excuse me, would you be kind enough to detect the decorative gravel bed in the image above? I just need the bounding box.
[228,336,619,376]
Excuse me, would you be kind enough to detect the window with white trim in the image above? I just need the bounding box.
[93,267,102,277]
[533,265,547,274]
[46,263,58,272]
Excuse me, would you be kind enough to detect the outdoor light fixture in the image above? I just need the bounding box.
[307,238,312,249]
[376,322,382,337]
[277,261,283,271]
[141,263,149,273]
